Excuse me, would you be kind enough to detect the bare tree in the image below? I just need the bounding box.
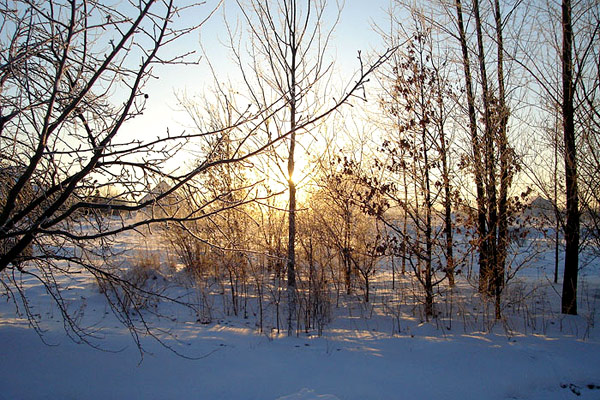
[221,0,392,335]
[515,0,599,315]
[446,0,527,318]
[452,0,490,295]
[315,154,364,296]
[557,0,599,315]
[0,0,293,352]
[368,12,460,318]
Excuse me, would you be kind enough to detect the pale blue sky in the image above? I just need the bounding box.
[123,0,393,163]
[195,0,392,83]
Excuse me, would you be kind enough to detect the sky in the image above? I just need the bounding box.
[122,0,393,168]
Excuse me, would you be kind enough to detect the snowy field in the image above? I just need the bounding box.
[1,225,599,400]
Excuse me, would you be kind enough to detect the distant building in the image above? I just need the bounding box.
[523,196,557,221]
[139,180,183,217]
[139,180,173,205]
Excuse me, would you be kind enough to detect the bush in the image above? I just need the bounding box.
[120,251,168,310]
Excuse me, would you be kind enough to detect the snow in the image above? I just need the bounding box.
[1,226,599,400]
[277,389,340,399]
[1,315,599,400]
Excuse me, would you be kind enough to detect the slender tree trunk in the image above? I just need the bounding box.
[417,41,434,316]
[365,272,370,303]
[399,114,408,276]
[287,13,298,334]
[402,161,408,275]
[554,124,560,284]
[423,133,434,317]
[344,205,352,295]
[561,0,579,315]
[308,235,315,331]
[392,259,396,288]
[455,0,488,289]
[493,0,509,319]
[437,76,455,287]
[473,0,498,296]
[412,129,422,275]
[287,129,297,334]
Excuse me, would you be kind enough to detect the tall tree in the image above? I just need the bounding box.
[560,0,579,315]
[449,0,522,318]
[493,0,511,312]
[0,0,226,348]
[472,0,499,297]
[454,0,489,291]
[371,11,457,317]
[517,0,598,315]
[224,0,391,334]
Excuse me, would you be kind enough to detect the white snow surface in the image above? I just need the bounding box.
[1,314,599,400]
[277,388,340,400]
[1,225,599,400]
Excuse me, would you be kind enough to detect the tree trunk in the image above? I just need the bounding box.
[473,0,498,296]
[561,0,579,315]
[287,116,297,334]
[437,74,455,287]
[365,273,370,303]
[493,0,509,319]
[554,130,560,284]
[402,159,408,275]
[287,24,298,334]
[421,70,433,316]
[344,205,352,295]
[454,0,488,290]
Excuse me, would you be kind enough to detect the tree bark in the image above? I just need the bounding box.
[287,23,298,335]
[473,0,498,296]
[493,0,509,319]
[561,0,579,315]
[454,0,488,290]
[437,73,455,287]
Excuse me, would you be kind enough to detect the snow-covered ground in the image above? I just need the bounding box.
[1,308,599,399]
[1,226,599,400]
